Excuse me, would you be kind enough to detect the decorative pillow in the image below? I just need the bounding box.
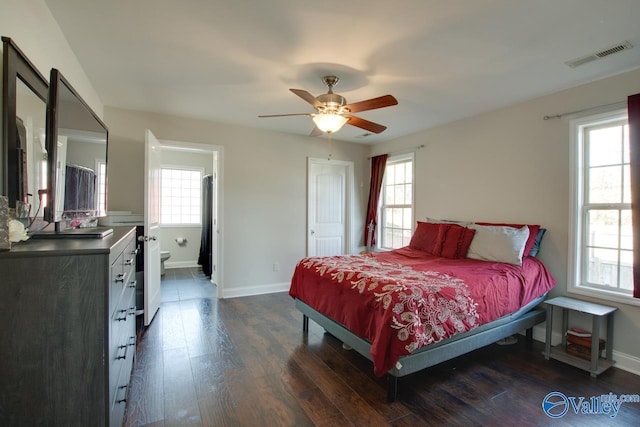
[409,221,442,254]
[438,223,476,259]
[466,224,530,265]
[475,222,540,256]
[528,228,547,257]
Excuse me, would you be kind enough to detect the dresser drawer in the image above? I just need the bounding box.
[110,235,137,316]
[110,251,126,315]
[109,288,136,418]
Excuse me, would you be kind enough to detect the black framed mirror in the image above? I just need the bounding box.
[2,36,49,216]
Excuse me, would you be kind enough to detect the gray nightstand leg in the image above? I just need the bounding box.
[561,308,568,347]
[544,304,553,359]
[606,313,614,362]
[591,315,600,377]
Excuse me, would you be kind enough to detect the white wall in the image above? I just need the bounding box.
[104,106,368,297]
[371,67,640,371]
[0,0,103,117]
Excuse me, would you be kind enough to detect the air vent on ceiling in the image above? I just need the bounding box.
[355,133,373,139]
[565,41,633,68]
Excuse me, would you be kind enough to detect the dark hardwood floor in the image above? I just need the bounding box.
[124,268,640,426]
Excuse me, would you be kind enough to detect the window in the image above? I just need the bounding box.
[379,154,414,250]
[160,167,202,225]
[95,159,106,216]
[569,109,636,304]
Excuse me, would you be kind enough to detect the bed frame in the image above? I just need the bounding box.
[296,293,547,402]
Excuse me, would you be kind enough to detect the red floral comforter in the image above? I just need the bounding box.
[289,247,556,376]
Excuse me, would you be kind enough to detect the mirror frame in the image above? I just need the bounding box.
[2,36,49,208]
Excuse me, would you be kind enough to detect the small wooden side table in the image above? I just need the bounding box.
[543,296,616,377]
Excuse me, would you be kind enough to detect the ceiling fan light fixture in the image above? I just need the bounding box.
[313,113,348,133]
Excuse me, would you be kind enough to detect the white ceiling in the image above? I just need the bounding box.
[43,0,640,144]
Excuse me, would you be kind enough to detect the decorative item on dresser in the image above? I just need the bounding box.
[0,226,137,426]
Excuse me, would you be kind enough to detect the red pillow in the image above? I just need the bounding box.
[475,222,541,256]
[409,221,443,254]
[438,223,476,259]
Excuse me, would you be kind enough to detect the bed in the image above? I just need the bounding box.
[289,221,556,401]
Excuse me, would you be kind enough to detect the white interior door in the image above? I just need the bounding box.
[307,158,352,256]
[144,129,161,326]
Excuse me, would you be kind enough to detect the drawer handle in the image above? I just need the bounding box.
[128,280,137,289]
[116,310,127,321]
[128,307,136,316]
[116,344,127,360]
[130,248,139,255]
[115,274,125,283]
[116,385,128,404]
[124,258,134,266]
[128,336,136,347]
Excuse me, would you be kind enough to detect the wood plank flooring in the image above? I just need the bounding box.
[124,268,640,426]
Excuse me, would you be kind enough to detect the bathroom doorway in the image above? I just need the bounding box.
[155,140,223,299]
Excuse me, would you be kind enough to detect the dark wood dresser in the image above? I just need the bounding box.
[0,226,137,426]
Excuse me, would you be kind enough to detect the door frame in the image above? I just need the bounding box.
[307,157,355,256]
[158,139,224,299]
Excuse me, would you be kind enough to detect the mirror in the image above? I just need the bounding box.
[16,78,48,219]
[44,69,108,225]
[2,36,49,216]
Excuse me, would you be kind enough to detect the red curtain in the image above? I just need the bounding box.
[629,93,640,298]
[364,154,388,247]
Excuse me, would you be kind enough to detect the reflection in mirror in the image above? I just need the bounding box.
[16,77,47,219]
[44,69,108,228]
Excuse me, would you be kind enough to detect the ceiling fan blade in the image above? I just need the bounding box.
[345,115,387,134]
[309,126,323,137]
[344,95,398,113]
[258,113,312,118]
[290,89,323,110]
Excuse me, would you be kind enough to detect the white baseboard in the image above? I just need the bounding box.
[528,324,640,377]
[165,260,199,269]
[222,282,290,299]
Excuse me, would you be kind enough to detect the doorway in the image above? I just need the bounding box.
[155,140,223,299]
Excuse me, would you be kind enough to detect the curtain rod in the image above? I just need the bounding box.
[368,144,424,159]
[543,101,625,120]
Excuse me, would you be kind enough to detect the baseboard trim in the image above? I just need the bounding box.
[528,324,640,377]
[222,282,290,299]
[165,261,199,269]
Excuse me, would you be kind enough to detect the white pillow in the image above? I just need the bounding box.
[466,224,530,266]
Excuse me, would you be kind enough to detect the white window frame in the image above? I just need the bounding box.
[159,165,204,227]
[377,153,415,250]
[95,159,106,216]
[569,108,639,306]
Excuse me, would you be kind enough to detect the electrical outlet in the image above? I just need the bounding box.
[273,263,279,272]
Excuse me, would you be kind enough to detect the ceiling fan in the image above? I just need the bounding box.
[258,75,398,136]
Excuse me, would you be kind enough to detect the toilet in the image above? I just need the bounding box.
[160,250,171,276]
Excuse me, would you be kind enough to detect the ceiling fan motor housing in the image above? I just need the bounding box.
[316,93,347,114]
